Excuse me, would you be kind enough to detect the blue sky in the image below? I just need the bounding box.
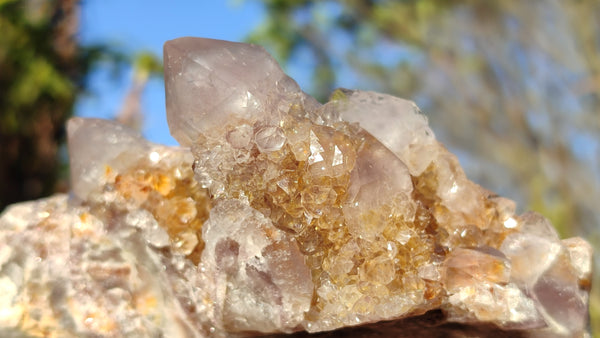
[76,1,598,175]
[75,1,398,146]
[76,0,272,146]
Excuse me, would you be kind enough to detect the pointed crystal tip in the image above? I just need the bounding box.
[67,118,150,200]
[164,37,302,146]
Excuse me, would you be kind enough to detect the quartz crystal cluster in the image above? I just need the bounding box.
[0,37,593,337]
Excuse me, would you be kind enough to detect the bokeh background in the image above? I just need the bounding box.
[1,0,598,334]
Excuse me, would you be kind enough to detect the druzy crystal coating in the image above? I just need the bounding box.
[0,37,592,337]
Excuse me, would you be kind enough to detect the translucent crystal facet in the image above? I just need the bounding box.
[201,199,312,333]
[164,37,316,146]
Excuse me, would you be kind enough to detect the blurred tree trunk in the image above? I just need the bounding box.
[0,0,87,210]
[115,52,163,130]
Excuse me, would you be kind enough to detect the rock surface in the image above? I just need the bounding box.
[0,37,593,337]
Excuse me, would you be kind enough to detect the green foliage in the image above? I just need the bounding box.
[0,0,108,210]
[133,51,163,79]
[247,0,336,101]
[1,1,67,133]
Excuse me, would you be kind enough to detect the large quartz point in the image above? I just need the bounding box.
[0,37,592,337]
[164,37,318,146]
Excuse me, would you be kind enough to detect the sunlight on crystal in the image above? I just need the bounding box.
[332,145,344,166]
[149,151,160,163]
[174,168,182,179]
[503,217,518,229]
[308,130,325,164]
[240,91,258,109]
[255,126,286,152]
[450,182,458,194]
[37,211,50,218]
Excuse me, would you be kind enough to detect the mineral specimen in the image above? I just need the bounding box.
[0,37,592,337]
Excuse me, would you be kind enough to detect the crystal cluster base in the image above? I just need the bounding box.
[0,37,592,337]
